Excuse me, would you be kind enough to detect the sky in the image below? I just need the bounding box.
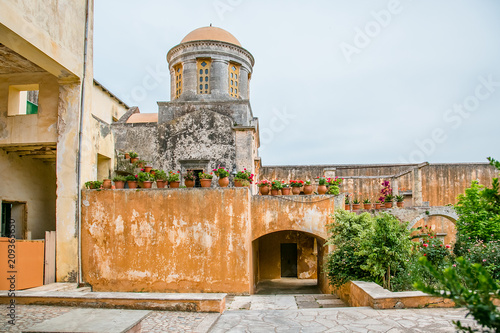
[94,0,500,166]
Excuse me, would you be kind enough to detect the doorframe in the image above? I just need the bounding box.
[1,200,28,239]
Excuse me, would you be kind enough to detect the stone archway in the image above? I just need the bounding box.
[388,206,458,229]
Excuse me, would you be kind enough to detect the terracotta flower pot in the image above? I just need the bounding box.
[234,179,248,187]
[144,166,152,173]
[124,153,130,160]
[345,204,350,210]
[169,181,180,188]
[397,202,404,208]
[353,204,360,211]
[103,179,112,189]
[127,181,137,189]
[363,204,372,210]
[259,186,270,195]
[218,177,229,187]
[281,188,291,195]
[385,202,393,208]
[156,180,166,188]
[114,181,124,189]
[375,203,381,210]
[185,179,195,188]
[271,189,279,196]
[142,181,152,189]
[200,179,212,188]
[317,185,327,195]
[292,187,301,195]
[303,185,313,195]
[130,157,139,164]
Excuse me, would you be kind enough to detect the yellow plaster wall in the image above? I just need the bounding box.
[81,188,252,294]
[91,83,128,124]
[0,149,56,240]
[0,73,58,145]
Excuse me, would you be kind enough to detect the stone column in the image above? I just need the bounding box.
[211,59,229,98]
[56,81,81,282]
[238,66,250,100]
[412,167,423,207]
[235,129,255,194]
[181,59,197,99]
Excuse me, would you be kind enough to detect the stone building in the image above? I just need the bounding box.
[113,26,260,189]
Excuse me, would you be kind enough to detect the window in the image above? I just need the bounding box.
[228,63,240,98]
[197,59,211,94]
[8,84,39,115]
[173,64,183,99]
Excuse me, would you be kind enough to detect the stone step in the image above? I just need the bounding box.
[22,308,150,333]
[0,290,226,313]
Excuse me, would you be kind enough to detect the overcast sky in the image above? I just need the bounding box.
[94,0,500,166]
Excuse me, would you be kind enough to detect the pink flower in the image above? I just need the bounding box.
[452,264,456,267]
[445,245,451,249]
[422,243,428,248]
[483,259,487,262]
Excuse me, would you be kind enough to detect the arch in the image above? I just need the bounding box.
[388,206,458,229]
[253,229,327,243]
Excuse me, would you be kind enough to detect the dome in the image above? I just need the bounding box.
[180,26,242,47]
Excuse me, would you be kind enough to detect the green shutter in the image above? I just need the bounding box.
[26,101,38,114]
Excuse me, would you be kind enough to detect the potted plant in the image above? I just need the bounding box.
[168,171,181,188]
[199,172,213,187]
[184,170,195,188]
[281,182,291,195]
[144,165,153,173]
[303,180,313,195]
[363,198,372,210]
[129,151,138,164]
[138,172,154,188]
[395,195,404,208]
[384,194,394,208]
[113,175,126,189]
[290,180,304,195]
[234,168,254,187]
[352,198,360,210]
[271,180,282,196]
[213,166,230,187]
[256,179,271,195]
[102,179,112,189]
[317,176,328,195]
[124,152,130,160]
[134,159,147,168]
[344,196,350,210]
[154,170,167,188]
[374,200,382,210]
[84,181,103,189]
[125,175,138,189]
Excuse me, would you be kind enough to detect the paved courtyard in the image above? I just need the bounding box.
[1,304,481,332]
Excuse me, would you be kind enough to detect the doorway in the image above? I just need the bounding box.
[1,202,26,239]
[280,243,297,277]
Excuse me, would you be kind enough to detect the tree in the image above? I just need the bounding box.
[357,213,413,290]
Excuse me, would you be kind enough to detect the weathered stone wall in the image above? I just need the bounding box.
[111,122,159,166]
[81,188,252,294]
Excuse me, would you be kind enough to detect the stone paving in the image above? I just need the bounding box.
[226,294,347,310]
[210,307,480,332]
[0,305,219,333]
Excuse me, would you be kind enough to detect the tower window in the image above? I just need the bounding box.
[197,58,211,94]
[174,64,183,99]
[228,63,240,98]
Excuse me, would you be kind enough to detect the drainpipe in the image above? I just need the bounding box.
[76,0,91,286]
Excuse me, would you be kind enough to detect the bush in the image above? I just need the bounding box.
[465,239,500,282]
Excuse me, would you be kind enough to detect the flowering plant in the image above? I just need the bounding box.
[125,175,137,182]
[213,166,229,178]
[184,170,195,181]
[168,170,180,182]
[304,180,311,185]
[138,172,154,182]
[328,177,343,187]
[281,181,290,188]
[154,170,168,181]
[317,176,328,186]
[379,180,393,203]
[271,180,283,190]
[256,179,271,188]
[128,151,138,158]
[235,168,254,184]
[414,225,452,266]
[198,172,213,179]
[290,180,304,187]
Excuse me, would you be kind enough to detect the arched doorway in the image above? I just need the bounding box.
[251,230,328,294]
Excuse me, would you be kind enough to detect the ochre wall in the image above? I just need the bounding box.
[81,188,252,294]
[258,231,317,280]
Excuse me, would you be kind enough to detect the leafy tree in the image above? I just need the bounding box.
[416,257,500,333]
[454,157,500,256]
[325,210,373,287]
[357,213,413,290]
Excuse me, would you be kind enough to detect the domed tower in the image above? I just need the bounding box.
[157,26,260,189]
[166,26,254,101]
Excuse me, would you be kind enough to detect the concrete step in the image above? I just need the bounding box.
[27,283,79,292]
[0,290,226,313]
[23,308,150,333]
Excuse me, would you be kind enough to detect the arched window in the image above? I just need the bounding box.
[197,59,211,94]
[228,63,240,98]
[173,63,183,99]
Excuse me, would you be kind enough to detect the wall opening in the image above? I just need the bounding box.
[280,243,298,277]
[1,202,27,239]
[97,154,111,180]
[8,84,39,115]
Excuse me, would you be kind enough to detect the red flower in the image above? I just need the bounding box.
[423,253,427,256]
[422,243,428,248]
[445,244,451,249]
